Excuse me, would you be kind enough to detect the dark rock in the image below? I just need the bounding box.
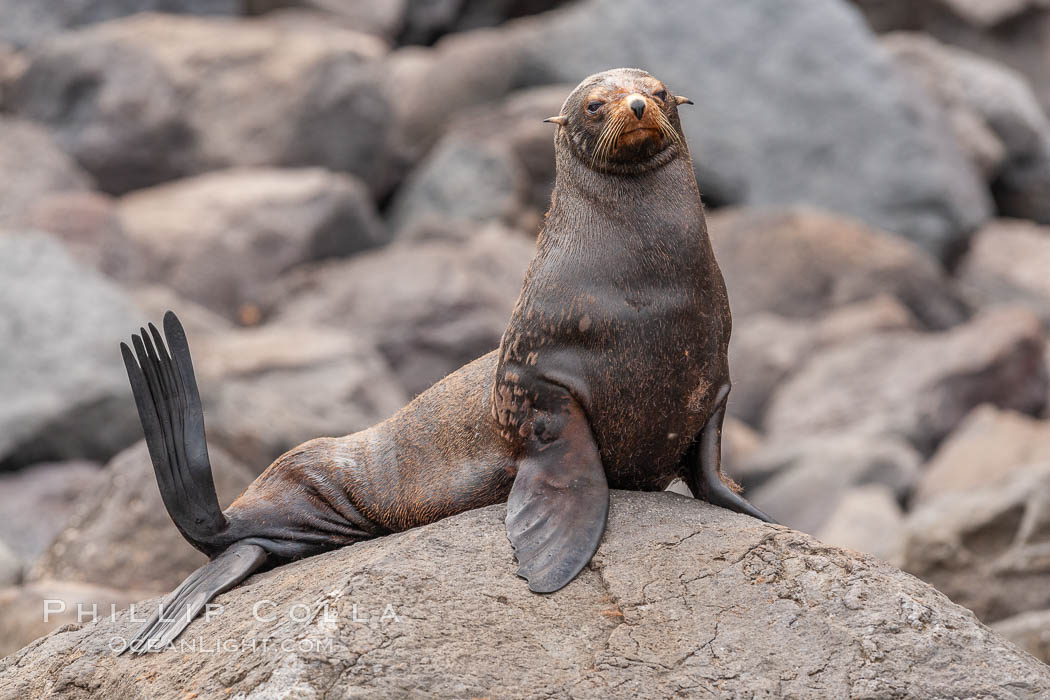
[0,116,94,229]
[710,207,968,329]
[510,0,991,258]
[0,461,103,559]
[0,232,142,469]
[454,0,569,34]
[763,306,1048,455]
[26,441,255,593]
[9,14,398,195]
[957,219,1050,326]
[268,225,532,396]
[397,0,461,44]
[116,167,387,322]
[3,492,1049,697]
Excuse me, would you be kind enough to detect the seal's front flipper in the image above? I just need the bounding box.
[506,394,609,593]
[120,311,229,555]
[122,541,267,655]
[687,384,777,524]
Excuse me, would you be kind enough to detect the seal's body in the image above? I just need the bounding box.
[495,143,728,492]
[119,68,772,653]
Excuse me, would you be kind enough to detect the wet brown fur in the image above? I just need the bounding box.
[493,68,731,492]
[219,68,736,557]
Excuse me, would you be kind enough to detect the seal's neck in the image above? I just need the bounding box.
[544,142,707,253]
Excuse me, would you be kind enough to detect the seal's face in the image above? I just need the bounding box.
[549,68,691,174]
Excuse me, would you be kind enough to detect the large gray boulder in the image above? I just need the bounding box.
[382,26,530,161]
[2,492,1049,697]
[9,14,397,195]
[192,324,408,466]
[268,225,533,396]
[0,116,94,228]
[0,0,238,48]
[884,32,1050,224]
[852,0,1050,115]
[763,306,1048,455]
[116,167,387,322]
[729,295,917,427]
[21,191,150,285]
[510,0,991,258]
[0,461,103,560]
[388,85,567,234]
[0,232,142,469]
[709,207,968,330]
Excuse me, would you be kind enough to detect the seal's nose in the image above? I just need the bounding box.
[629,97,646,120]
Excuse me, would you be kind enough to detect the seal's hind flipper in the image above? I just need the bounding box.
[506,394,609,593]
[689,385,777,524]
[122,541,267,655]
[120,311,229,555]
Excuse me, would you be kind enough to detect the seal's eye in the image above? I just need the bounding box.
[654,90,667,102]
[586,100,604,114]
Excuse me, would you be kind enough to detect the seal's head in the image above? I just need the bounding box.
[546,67,692,174]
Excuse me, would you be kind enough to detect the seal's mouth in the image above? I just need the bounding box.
[617,127,662,148]
[589,93,681,169]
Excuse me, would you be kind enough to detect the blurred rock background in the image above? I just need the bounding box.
[0,0,1048,664]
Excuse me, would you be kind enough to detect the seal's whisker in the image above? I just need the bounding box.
[592,121,612,168]
[591,114,620,169]
[597,112,629,167]
[589,123,607,168]
[655,109,681,145]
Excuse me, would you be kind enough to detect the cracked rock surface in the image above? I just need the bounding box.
[2,491,1047,699]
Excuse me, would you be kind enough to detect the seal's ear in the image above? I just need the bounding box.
[675,96,694,106]
[543,115,568,126]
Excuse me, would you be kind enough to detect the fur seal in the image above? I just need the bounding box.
[117,67,772,653]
